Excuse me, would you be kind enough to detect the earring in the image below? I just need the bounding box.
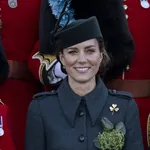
[62,65,66,70]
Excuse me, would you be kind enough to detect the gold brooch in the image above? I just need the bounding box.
[109,104,119,115]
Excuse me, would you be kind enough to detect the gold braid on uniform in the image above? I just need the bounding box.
[147,114,150,148]
[0,99,4,105]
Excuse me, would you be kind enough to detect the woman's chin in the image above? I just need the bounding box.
[72,75,95,84]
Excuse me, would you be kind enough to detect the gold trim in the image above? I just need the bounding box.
[0,19,2,30]
[32,51,57,84]
[123,5,128,10]
[125,14,129,19]
[32,52,57,71]
[39,64,45,84]
[0,99,4,105]
[147,114,150,147]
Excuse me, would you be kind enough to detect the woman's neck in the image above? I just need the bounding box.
[68,77,96,96]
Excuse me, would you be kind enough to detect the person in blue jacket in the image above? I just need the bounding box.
[25,5,143,149]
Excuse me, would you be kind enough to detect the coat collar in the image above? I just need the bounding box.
[57,77,108,127]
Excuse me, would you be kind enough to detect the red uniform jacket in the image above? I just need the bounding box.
[0,1,42,149]
[115,1,150,149]
[0,100,15,150]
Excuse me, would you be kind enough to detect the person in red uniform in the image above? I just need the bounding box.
[0,38,15,150]
[0,100,16,150]
[107,0,150,149]
[0,0,42,149]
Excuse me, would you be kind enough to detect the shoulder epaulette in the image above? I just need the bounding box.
[0,99,4,105]
[108,89,133,100]
[33,91,57,100]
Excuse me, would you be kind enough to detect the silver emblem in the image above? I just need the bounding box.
[0,128,4,136]
[0,116,4,136]
[140,0,150,9]
[8,0,18,8]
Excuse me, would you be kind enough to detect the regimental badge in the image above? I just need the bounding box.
[0,116,4,136]
[147,114,150,148]
[32,52,57,71]
[32,51,57,84]
[8,0,18,8]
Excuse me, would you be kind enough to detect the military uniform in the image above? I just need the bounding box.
[107,1,150,149]
[25,77,143,150]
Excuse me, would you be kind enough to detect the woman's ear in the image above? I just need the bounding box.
[59,52,65,66]
[99,52,103,64]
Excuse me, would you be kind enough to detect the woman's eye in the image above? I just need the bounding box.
[86,49,95,53]
[68,51,77,54]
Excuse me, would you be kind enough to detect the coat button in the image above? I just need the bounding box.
[113,90,116,93]
[79,110,84,116]
[125,14,129,19]
[79,135,85,142]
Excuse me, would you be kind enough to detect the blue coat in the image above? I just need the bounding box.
[25,77,143,150]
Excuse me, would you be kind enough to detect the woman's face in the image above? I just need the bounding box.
[59,39,102,84]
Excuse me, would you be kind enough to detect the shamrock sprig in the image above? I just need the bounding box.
[93,117,126,150]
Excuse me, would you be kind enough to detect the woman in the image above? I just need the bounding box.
[25,13,143,149]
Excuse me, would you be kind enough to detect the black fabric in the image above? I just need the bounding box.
[39,0,56,55]
[0,38,9,84]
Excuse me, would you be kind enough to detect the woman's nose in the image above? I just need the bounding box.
[77,52,87,63]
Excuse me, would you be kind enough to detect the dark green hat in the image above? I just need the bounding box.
[53,16,103,49]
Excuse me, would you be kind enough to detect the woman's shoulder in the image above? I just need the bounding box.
[33,91,57,100]
[108,89,133,100]
[31,91,58,106]
[106,89,139,119]
[28,91,59,115]
[107,89,137,109]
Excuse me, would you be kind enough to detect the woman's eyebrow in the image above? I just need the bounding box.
[84,45,96,49]
[66,45,96,50]
[66,47,78,50]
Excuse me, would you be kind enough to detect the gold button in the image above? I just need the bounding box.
[125,14,129,19]
[123,5,128,10]
[0,19,2,28]
[126,65,130,71]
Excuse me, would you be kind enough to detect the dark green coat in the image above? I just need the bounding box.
[25,77,143,150]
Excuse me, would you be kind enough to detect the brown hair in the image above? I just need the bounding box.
[96,38,111,76]
[55,38,111,76]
